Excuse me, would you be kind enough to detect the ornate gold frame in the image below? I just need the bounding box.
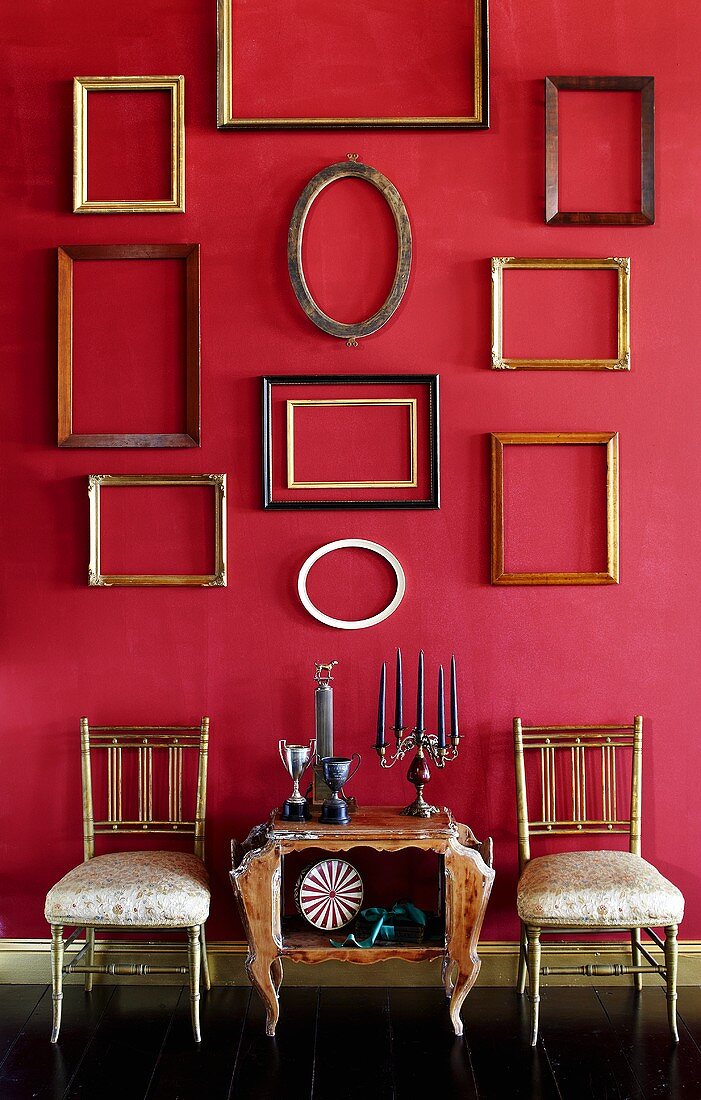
[490,432,619,586]
[73,76,185,213]
[216,0,489,129]
[286,399,418,489]
[88,474,227,587]
[491,257,630,371]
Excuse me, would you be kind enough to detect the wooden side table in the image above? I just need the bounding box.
[230,806,494,1037]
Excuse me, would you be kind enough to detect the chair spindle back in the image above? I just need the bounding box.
[80,717,210,861]
[513,716,642,870]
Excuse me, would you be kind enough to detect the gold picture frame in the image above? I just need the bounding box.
[490,432,619,586]
[216,0,489,129]
[286,399,418,489]
[73,76,185,214]
[491,257,630,371]
[88,474,226,587]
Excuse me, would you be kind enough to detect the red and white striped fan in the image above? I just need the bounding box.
[295,859,364,931]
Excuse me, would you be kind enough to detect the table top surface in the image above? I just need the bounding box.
[269,805,457,841]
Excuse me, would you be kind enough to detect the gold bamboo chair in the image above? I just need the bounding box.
[45,717,211,1043]
[513,716,684,1046]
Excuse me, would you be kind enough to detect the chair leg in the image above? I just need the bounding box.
[630,928,643,992]
[200,922,211,992]
[527,925,541,1047]
[187,926,202,1043]
[517,922,528,995]
[85,927,95,993]
[50,925,64,1043]
[664,924,679,1043]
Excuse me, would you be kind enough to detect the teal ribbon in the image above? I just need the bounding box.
[330,901,427,948]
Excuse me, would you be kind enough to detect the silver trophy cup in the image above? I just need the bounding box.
[279,739,316,821]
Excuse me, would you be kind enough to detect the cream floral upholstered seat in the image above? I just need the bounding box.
[513,717,685,1047]
[45,851,210,929]
[518,850,684,928]
[46,718,211,1045]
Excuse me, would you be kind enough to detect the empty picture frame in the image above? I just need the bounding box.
[88,474,227,586]
[490,432,619,586]
[58,244,200,447]
[74,76,185,214]
[288,158,412,346]
[263,375,439,509]
[491,256,630,371]
[216,0,489,129]
[545,76,654,226]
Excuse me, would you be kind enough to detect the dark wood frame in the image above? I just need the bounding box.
[217,0,489,130]
[58,245,200,448]
[545,76,654,226]
[288,159,412,345]
[262,375,440,510]
[490,432,619,586]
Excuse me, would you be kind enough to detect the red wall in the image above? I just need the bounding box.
[2,0,700,942]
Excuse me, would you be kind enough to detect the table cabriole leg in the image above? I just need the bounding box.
[230,837,282,1038]
[444,836,495,1037]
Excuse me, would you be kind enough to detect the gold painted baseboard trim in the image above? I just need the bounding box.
[2,938,701,987]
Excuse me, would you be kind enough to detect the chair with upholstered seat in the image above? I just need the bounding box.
[45,717,211,1043]
[513,716,684,1046]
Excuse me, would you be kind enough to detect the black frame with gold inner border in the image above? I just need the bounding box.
[262,375,440,510]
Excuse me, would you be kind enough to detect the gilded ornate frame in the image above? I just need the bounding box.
[58,244,200,448]
[491,257,630,371]
[490,432,619,586]
[545,76,654,226]
[263,375,440,510]
[73,75,185,214]
[217,0,489,129]
[288,159,412,345]
[88,474,227,587]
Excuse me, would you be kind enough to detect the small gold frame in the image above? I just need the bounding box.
[491,257,630,371]
[73,76,185,214]
[286,399,418,489]
[88,474,226,587]
[490,432,619,586]
[217,0,489,129]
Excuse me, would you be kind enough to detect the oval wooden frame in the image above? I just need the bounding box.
[297,538,406,630]
[288,160,412,343]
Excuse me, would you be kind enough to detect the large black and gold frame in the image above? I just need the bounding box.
[262,375,440,510]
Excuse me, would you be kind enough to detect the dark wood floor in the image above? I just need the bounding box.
[1,983,701,1099]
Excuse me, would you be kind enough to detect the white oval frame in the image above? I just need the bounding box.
[297,538,406,630]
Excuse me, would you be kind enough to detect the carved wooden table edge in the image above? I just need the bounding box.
[230,806,494,1038]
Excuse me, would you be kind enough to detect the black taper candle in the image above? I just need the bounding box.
[437,665,446,747]
[416,650,424,731]
[395,648,404,730]
[450,654,459,745]
[376,662,386,747]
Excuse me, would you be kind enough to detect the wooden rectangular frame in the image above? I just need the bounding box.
[73,76,185,214]
[216,0,489,129]
[58,244,200,448]
[263,375,440,509]
[545,76,654,226]
[490,432,619,586]
[88,474,227,587]
[491,257,630,372]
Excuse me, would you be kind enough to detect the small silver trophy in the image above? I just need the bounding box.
[279,739,316,821]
